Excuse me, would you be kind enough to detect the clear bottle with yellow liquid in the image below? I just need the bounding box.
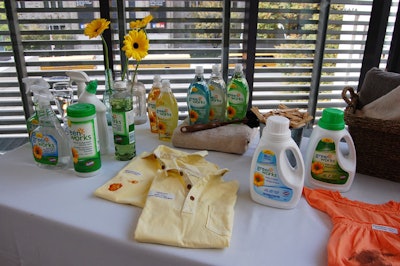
[147,75,162,133]
[156,80,178,141]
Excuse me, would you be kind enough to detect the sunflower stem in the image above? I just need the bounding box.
[101,35,112,94]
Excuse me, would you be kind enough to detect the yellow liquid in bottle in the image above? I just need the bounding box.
[156,80,178,141]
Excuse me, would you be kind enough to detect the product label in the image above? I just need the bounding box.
[156,104,176,139]
[310,138,349,184]
[252,149,293,202]
[31,132,58,165]
[69,119,101,173]
[227,79,248,120]
[111,110,135,145]
[188,83,210,124]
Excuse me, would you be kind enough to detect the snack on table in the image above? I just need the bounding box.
[251,104,313,128]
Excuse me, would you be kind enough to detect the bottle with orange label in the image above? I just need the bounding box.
[156,80,178,141]
[147,75,162,133]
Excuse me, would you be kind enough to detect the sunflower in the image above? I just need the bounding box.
[253,172,264,187]
[209,108,215,120]
[84,18,110,39]
[71,148,79,164]
[311,161,324,175]
[158,121,167,133]
[227,106,236,119]
[129,15,153,30]
[33,145,43,160]
[122,30,149,62]
[189,110,199,123]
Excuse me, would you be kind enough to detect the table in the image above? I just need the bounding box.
[1,123,399,266]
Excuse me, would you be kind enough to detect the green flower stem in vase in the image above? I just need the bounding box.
[103,69,113,126]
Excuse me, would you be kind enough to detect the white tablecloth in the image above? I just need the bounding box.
[1,123,399,266]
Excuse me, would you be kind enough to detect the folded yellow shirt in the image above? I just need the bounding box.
[94,145,208,207]
[134,155,239,249]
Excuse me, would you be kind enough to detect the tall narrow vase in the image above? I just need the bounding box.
[103,69,113,126]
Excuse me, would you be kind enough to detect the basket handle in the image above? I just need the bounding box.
[342,86,358,107]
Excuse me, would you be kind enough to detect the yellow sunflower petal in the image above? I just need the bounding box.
[84,18,110,39]
[129,15,153,30]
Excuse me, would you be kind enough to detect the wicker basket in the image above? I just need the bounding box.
[342,86,400,182]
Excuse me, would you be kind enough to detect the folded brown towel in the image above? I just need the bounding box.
[172,120,257,154]
[358,67,400,108]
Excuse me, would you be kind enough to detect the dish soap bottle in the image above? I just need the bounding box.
[207,64,227,122]
[250,116,305,209]
[187,66,211,125]
[227,64,249,120]
[78,80,110,155]
[304,108,356,192]
[110,80,136,161]
[147,75,162,133]
[156,80,178,141]
[23,78,71,169]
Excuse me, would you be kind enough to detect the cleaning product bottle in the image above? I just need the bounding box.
[147,75,162,133]
[250,115,305,209]
[110,80,136,161]
[67,103,101,177]
[207,64,227,122]
[78,80,110,155]
[304,108,356,192]
[226,64,249,121]
[65,70,90,98]
[187,66,211,125]
[23,77,71,169]
[156,80,178,141]
[131,75,147,125]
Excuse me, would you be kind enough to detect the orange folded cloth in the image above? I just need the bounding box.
[303,187,400,266]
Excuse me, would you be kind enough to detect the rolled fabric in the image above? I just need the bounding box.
[172,120,257,154]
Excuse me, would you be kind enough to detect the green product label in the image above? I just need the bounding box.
[69,119,101,173]
[310,138,349,184]
[188,83,210,124]
[31,132,58,165]
[111,109,135,145]
[227,79,249,120]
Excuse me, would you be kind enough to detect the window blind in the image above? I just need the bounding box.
[0,0,398,139]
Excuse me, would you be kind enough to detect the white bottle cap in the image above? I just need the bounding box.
[195,66,204,75]
[161,79,170,92]
[212,64,220,73]
[264,115,291,138]
[153,75,162,82]
[235,64,243,72]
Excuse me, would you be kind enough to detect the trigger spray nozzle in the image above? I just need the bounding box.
[22,77,52,104]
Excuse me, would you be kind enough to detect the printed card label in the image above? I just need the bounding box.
[372,224,398,234]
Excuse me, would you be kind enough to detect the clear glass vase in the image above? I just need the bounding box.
[129,78,147,125]
[103,69,113,126]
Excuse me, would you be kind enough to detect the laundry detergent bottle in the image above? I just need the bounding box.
[304,108,356,192]
[187,66,211,125]
[250,115,305,209]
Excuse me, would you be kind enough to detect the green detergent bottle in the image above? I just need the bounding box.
[227,64,249,121]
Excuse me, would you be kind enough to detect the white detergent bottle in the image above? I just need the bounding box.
[250,115,305,209]
[304,108,356,192]
[78,80,110,155]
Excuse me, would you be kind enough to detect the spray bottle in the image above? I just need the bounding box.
[66,70,90,98]
[23,77,71,169]
[78,80,110,155]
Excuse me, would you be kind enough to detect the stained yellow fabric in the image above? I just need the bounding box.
[134,155,239,248]
[94,145,207,207]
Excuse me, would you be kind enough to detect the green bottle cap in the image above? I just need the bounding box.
[67,103,96,118]
[85,80,98,94]
[318,108,345,130]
